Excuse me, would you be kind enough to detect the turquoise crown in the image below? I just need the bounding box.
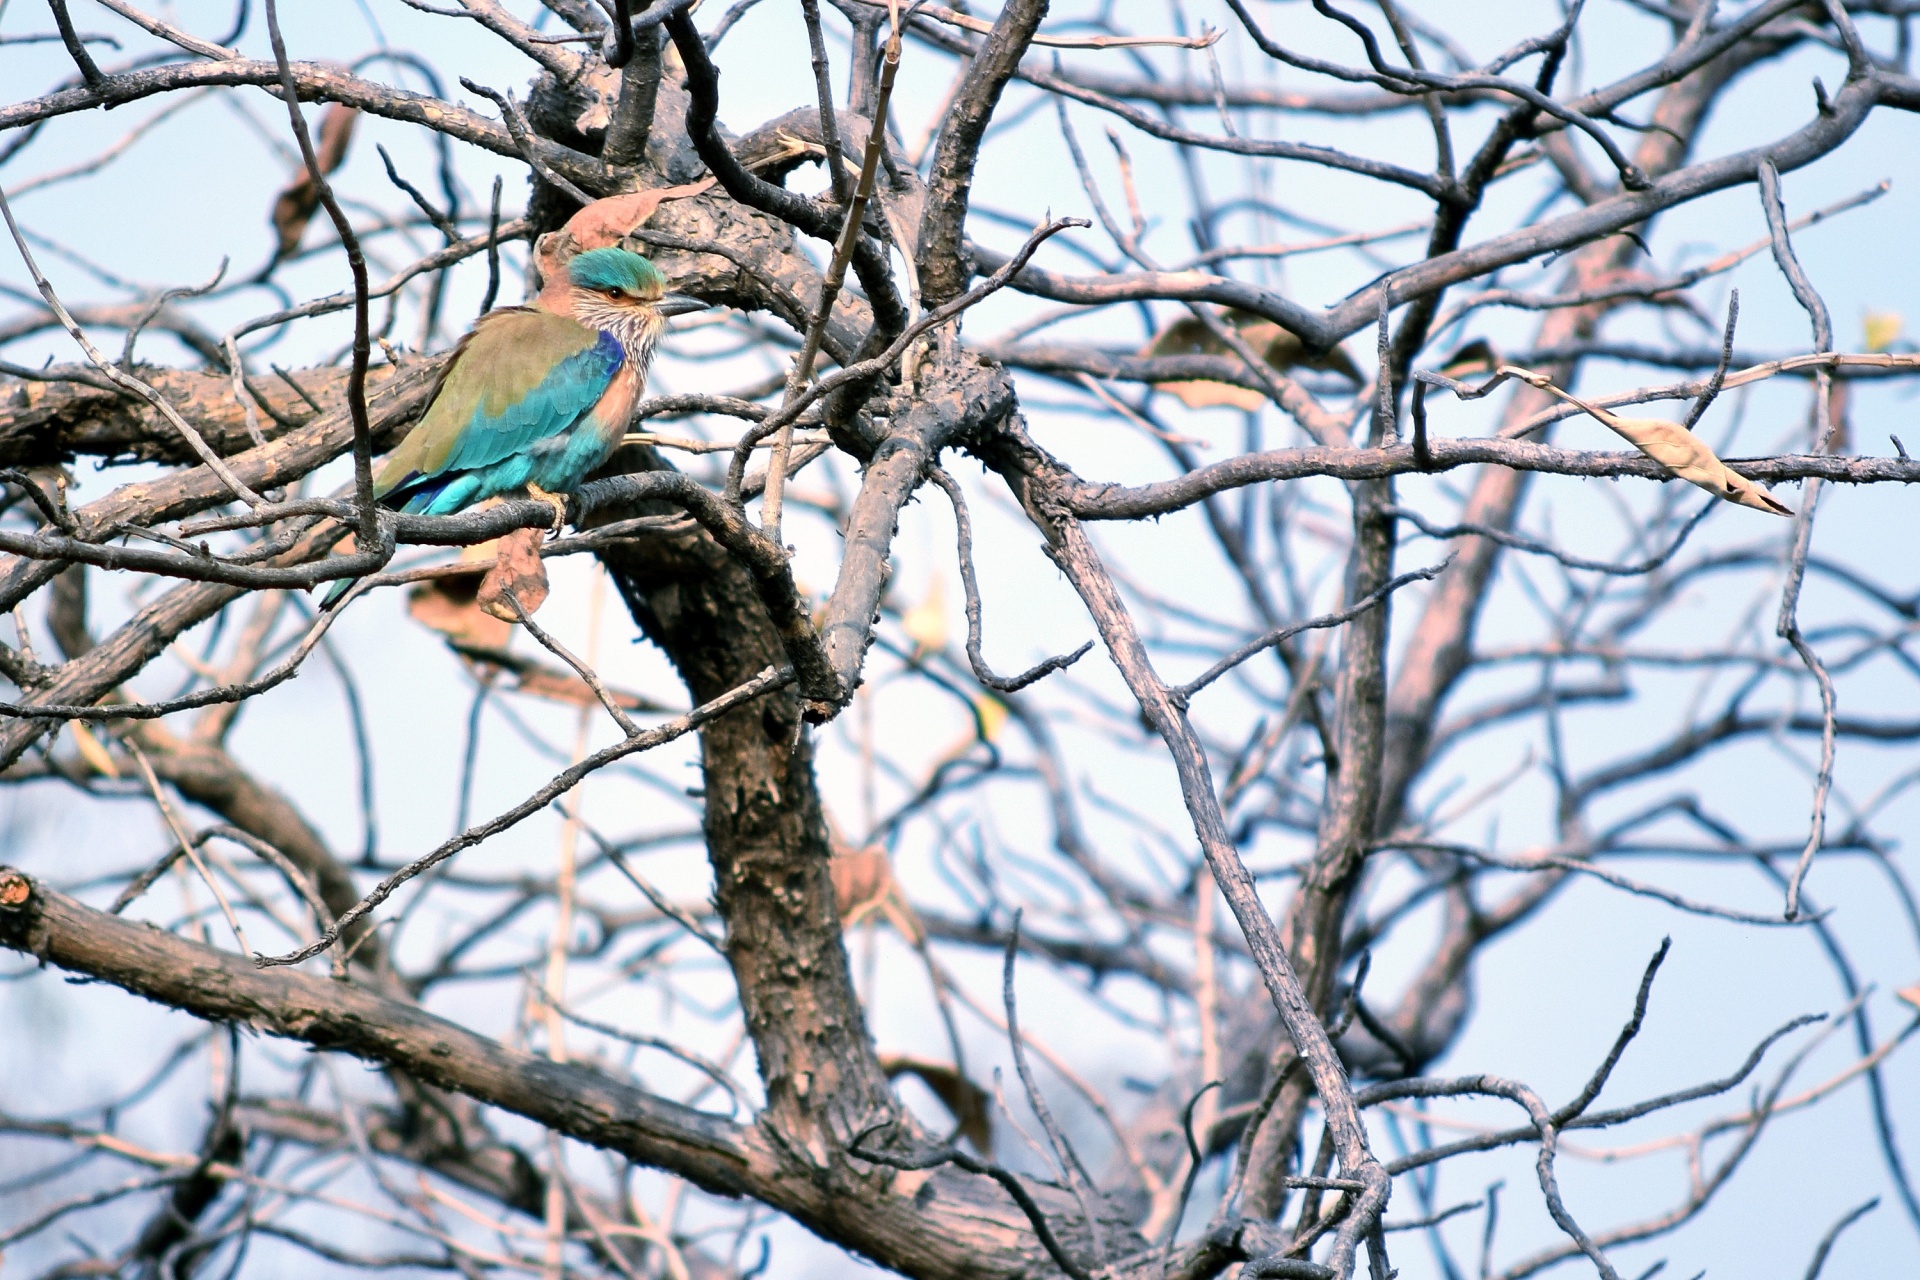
[567,247,664,294]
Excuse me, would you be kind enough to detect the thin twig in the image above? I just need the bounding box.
[1801,1198,1878,1280]
[760,0,903,542]
[123,740,252,958]
[1004,910,1108,1265]
[1758,160,1840,921]
[0,185,264,507]
[257,665,792,967]
[480,175,504,315]
[726,215,1087,503]
[460,79,594,206]
[1175,562,1447,702]
[929,466,1092,691]
[504,590,641,737]
[265,0,376,540]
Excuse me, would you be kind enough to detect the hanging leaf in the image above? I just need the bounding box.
[407,541,513,651]
[1141,310,1362,411]
[1513,368,1792,516]
[881,1054,993,1153]
[269,103,359,260]
[408,542,660,712]
[476,526,549,622]
[832,845,895,925]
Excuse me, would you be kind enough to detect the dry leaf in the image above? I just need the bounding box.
[1142,311,1362,411]
[410,561,659,711]
[1515,368,1792,516]
[270,104,359,259]
[564,178,716,251]
[533,180,715,308]
[408,541,512,650]
[477,526,550,622]
[832,845,894,922]
[901,573,947,655]
[881,1055,993,1153]
[830,845,924,944]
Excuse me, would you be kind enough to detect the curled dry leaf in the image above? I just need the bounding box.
[1515,367,1793,516]
[831,844,891,920]
[407,541,513,650]
[533,179,715,309]
[880,1054,993,1154]
[270,103,359,260]
[1142,310,1362,411]
[476,526,549,622]
[408,543,660,713]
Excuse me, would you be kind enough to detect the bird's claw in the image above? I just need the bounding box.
[526,484,567,536]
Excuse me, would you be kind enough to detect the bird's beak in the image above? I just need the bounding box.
[655,294,708,318]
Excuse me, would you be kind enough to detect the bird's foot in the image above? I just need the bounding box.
[526,483,568,536]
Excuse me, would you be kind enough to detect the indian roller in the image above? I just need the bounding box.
[322,246,702,607]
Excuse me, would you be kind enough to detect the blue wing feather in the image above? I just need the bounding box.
[379,324,625,513]
[435,330,623,475]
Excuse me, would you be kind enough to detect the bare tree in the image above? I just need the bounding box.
[1,2,1917,1278]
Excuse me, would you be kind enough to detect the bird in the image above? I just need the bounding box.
[321,246,703,607]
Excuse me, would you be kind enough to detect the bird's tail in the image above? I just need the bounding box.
[318,575,361,610]
[315,486,420,610]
